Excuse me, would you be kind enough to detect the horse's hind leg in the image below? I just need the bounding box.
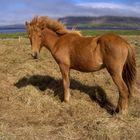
[112,74,129,114]
[108,69,129,115]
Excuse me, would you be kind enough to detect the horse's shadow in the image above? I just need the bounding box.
[14,75,115,115]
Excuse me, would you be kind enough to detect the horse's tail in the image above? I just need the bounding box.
[122,45,136,97]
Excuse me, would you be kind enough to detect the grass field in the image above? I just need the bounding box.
[0,32,27,39]
[0,33,140,139]
[0,29,140,39]
[81,30,140,36]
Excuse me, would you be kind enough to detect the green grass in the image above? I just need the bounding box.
[81,30,140,36]
[0,32,27,39]
[0,30,140,39]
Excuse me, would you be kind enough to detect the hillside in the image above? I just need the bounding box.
[59,16,140,29]
[0,24,25,29]
[1,16,140,31]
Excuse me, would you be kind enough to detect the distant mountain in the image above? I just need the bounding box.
[1,16,140,31]
[0,24,25,29]
[59,16,140,29]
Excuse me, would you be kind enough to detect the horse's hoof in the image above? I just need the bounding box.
[121,109,128,116]
[63,95,71,103]
[115,108,119,113]
[63,99,70,103]
[114,108,129,118]
[114,107,128,115]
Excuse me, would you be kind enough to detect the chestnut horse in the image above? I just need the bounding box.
[25,16,136,114]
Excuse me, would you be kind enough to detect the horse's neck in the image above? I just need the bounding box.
[42,29,59,53]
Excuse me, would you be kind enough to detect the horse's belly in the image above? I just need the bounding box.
[70,47,104,72]
[71,60,104,72]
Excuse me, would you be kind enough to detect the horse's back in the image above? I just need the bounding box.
[98,33,129,48]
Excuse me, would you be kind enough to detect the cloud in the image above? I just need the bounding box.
[0,0,140,25]
[78,2,140,17]
[79,2,125,9]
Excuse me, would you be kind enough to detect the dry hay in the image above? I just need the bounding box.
[0,36,140,140]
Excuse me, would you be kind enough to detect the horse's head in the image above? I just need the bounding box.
[26,16,70,59]
[25,21,42,59]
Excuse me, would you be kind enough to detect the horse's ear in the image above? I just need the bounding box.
[25,21,29,27]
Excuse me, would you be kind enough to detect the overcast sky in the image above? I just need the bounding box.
[0,0,140,25]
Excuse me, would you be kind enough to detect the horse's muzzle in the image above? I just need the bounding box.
[32,52,39,59]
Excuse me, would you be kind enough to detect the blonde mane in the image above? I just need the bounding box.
[30,16,81,36]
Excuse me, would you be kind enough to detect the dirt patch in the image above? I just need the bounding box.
[0,36,140,140]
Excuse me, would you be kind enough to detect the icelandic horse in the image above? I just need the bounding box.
[26,16,136,115]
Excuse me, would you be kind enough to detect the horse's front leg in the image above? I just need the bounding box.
[59,64,70,102]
